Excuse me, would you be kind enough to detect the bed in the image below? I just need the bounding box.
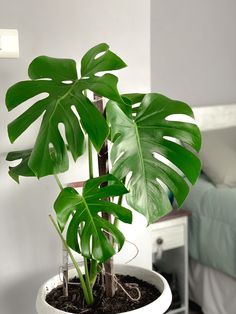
[182,104,236,314]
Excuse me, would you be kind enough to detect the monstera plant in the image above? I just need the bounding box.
[6,43,201,312]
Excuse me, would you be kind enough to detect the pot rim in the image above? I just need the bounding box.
[36,264,172,314]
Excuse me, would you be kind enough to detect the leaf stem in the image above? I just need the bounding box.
[84,89,94,179]
[83,257,94,302]
[85,99,96,292]
[84,89,93,179]
[54,174,63,191]
[90,259,98,287]
[49,215,94,305]
[113,194,123,228]
[88,139,94,179]
[114,177,126,228]
[53,174,68,296]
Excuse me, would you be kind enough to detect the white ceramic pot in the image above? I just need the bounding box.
[36,264,172,314]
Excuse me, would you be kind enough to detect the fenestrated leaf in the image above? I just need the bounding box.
[6,55,117,177]
[6,149,35,183]
[118,93,146,117]
[78,74,124,104]
[107,93,201,224]
[83,175,128,200]
[54,174,132,262]
[81,43,127,77]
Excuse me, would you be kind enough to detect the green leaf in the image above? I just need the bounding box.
[116,93,146,117]
[6,149,35,183]
[107,93,201,224]
[28,55,78,80]
[54,174,132,262]
[122,93,145,105]
[81,43,127,77]
[6,56,109,178]
[71,93,108,152]
[78,74,124,104]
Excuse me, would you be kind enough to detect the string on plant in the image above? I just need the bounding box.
[114,278,141,302]
[103,270,141,302]
[124,238,139,265]
[95,263,141,302]
[103,230,140,265]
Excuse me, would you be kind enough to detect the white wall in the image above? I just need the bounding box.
[0,1,151,313]
[1,0,151,153]
[151,0,236,107]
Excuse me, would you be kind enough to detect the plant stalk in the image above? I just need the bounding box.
[49,215,94,305]
[86,138,98,286]
[54,174,64,191]
[90,259,98,287]
[62,245,69,297]
[113,197,122,229]
[83,257,94,301]
[88,138,94,179]
[113,178,125,229]
[54,174,69,297]
[94,93,115,298]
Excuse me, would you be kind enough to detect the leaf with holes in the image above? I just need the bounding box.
[120,93,146,117]
[6,44,125,178]
[78,73,124,104]
[107,93,201,224]
[81,43,127,77]
[54,174,132,262]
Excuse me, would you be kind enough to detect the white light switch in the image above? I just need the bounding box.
[0,29,19,58]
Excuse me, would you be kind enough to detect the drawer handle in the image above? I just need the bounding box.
[156,237,163,245]
[155,237,164,261]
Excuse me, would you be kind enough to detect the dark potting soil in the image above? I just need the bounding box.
[46,274,160,313]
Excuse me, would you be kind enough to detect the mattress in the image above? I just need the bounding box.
[189,259,236,314]
[183,174,236,278]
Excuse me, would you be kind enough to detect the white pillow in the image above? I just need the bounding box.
[200,127,236,187]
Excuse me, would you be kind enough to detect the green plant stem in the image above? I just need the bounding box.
[84,89,93,179]
[113,195,123,247]
[87,116,98,285]
[49,215,94,305]
[54,174,63,191]
[88,139,94,179]
[90,259,98,287]
[87,136,98,285]
[53,163,95,301]
[53,174,69,296]
[83,257,94,301]
[113,194,123,228]
[114,177,126,228]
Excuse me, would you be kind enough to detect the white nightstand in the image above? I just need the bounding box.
[149,210,190,314]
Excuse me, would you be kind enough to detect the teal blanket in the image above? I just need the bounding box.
[184,175,236,278]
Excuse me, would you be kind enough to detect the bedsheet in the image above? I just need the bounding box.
[183,175,236,278]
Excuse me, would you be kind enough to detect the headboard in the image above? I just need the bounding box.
[192,104,236,131]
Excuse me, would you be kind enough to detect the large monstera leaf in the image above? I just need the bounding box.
[6,43,126,178]
[107,93,201,224]
[54,174,132,262]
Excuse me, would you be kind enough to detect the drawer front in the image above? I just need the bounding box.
[152,224,184,251]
